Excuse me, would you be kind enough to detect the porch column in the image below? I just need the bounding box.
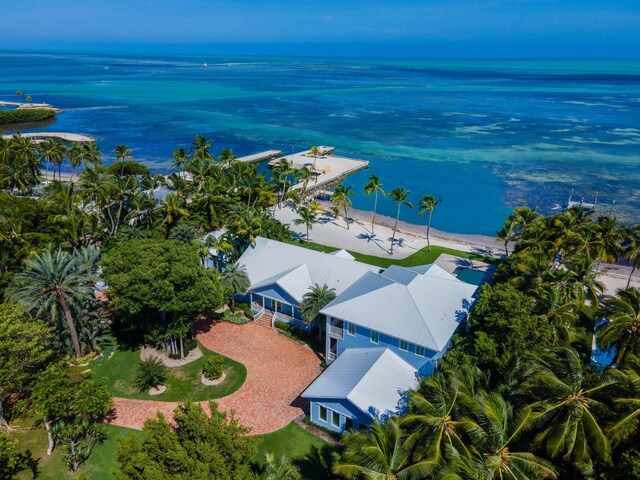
[250,292,253,305]
[325,316,331,362]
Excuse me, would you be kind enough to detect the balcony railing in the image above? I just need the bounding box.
[328,351,337,361]
[328,325,344,338]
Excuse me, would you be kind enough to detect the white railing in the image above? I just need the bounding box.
[250,301,263,313]
[329,325,344,338]
[252,306,265,321]
[273,312,312,331]
[328,351,337,361]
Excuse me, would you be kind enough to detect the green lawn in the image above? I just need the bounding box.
[10,418,144,480]
[284,238,499,268]
[91,342,246,402]
[254,422,341,479]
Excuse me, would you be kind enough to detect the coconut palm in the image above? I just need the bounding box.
[38,138,66,181]
[418,194,441,252]
[334,417,436,480]
[221,263,250,310]
[295,166,313,203]
[261,453,301,480]
[309,145,321,170]
[622,226,640,288]
[598,288,640,364]
[522,347,614,476]
[82,142,103,169]
[7,249,95,358]
[293,206,317,242]
[190,135,213,163]
[364,175,385,234]
[159,194,189,236]
[171,147,189,172]
[113,144,133,177]
[607,355,640,443]
[332,184,354,230]
[301,283,336,341]
[497,216,517,257]
[389,187,413,255]
[218,148,236,168]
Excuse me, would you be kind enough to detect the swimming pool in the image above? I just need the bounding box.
[454,267,487,286]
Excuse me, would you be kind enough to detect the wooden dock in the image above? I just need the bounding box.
[2,132,95,143]
[236,150,282,164]
[0,101,63,113]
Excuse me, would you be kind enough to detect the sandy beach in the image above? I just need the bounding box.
[275,202,640,295]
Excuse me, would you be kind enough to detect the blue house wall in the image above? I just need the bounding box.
[328,319,442,376]
[309,398,372,434]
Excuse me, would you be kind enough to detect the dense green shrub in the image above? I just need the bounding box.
[222,310,249,324]
[105,160,150,177]
[235,302,253,319]
[135,356,167,392]
[202,355,225,380]
[0,108,56,125]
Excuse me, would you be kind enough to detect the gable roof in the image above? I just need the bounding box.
[302,348,418,419]
[321,264,477,352]
[237,237,377,304]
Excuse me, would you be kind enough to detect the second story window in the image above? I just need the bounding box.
[399,340,409,351]
[415,345,425,357]
[347,323,356,336]
[370,330,379,344]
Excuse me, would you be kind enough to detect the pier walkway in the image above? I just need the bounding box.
[236,150,282,164]
[2,132,95,143]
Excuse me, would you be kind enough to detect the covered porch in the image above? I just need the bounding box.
[249,291,312,331]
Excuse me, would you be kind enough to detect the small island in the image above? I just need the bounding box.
[0,100,62,125]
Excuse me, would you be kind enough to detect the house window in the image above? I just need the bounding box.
[399,340,408,351]
[319,405,328,422]
[331,411,341,428]
[415,345,425,357]
[274,301,283,312]
[370,330,379,344]
[347,323,356,336]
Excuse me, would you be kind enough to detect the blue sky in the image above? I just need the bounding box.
[2,0,639,58]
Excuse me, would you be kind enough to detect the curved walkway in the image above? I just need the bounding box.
[110,322,322,435]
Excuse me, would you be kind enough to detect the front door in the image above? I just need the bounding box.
[329,337,338,360]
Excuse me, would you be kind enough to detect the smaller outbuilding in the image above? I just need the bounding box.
[302,348,418,433]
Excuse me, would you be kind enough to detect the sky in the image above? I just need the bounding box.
[2,0,639,58]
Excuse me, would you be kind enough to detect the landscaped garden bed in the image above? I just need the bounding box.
[91,342,246,402]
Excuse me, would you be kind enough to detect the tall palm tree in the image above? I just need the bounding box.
[309,145,321,170]
[82,142,103,169]
[497,216,517,257]
[598,288,640,364]
[7,249,95,358]
[218,148,236,168]
[38,138,66,182]
[113,144,133,176]
[332,184,354,230]
[295,166,313,204]
[221,263,250,310]
[522,347,614,476]
[418,194,441,252]
[389,187,413,255]
[301,283,336,341]
[334,417,436,480]
[622,226,640,288]
[171,147,189,172]
[594,215,621,265]
[293,206,317,242]
[190,135,213,164]
[159,193,189,236]
[364,175,385,234]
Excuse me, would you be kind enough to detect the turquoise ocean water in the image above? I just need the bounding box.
[1,51,639,235]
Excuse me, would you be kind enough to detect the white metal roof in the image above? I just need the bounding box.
[321,264,477,352]
[237,237,377,304]
[330,249,355,260]
[302,348,418,419]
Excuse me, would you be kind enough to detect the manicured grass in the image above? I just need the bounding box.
[91,342,246,402]
[9,417,144,480]
[284,238,499,268]
[254,422,341,479]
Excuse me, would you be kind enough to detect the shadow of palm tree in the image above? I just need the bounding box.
[294,444,342,480]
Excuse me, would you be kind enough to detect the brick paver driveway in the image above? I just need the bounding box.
[110,322,323,435]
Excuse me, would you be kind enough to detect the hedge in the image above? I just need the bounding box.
[0,108,56,125]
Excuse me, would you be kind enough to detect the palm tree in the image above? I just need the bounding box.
[389,187,413,255]
[159,194,189,236]
[38,139,66,182]
[522,347,614,476]
[113,144,133,176]
[598,288,640,364]
[218,148,236,168]
[607,355,640,443]
[295,166,313,204]
[309,145,321,170]
[293,206,317,242]
[221,263,250,310]
[418,194,441,252]
[169,223,198,244]
[497,216,517,257]
[301,283,336,341]
[261,453,301,480]
[332,184,354,230]
[364,175,385,234]
[171,147,189,172]
[7,249,95,358]
[82,142,103,169]
[594,215,621,265]
[622,226,640,288]
[190,135,213,163]
[334,417,435,479]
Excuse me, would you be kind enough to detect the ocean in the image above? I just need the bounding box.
[1,51,639,235]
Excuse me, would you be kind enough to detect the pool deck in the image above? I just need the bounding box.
[435,253,495,285]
